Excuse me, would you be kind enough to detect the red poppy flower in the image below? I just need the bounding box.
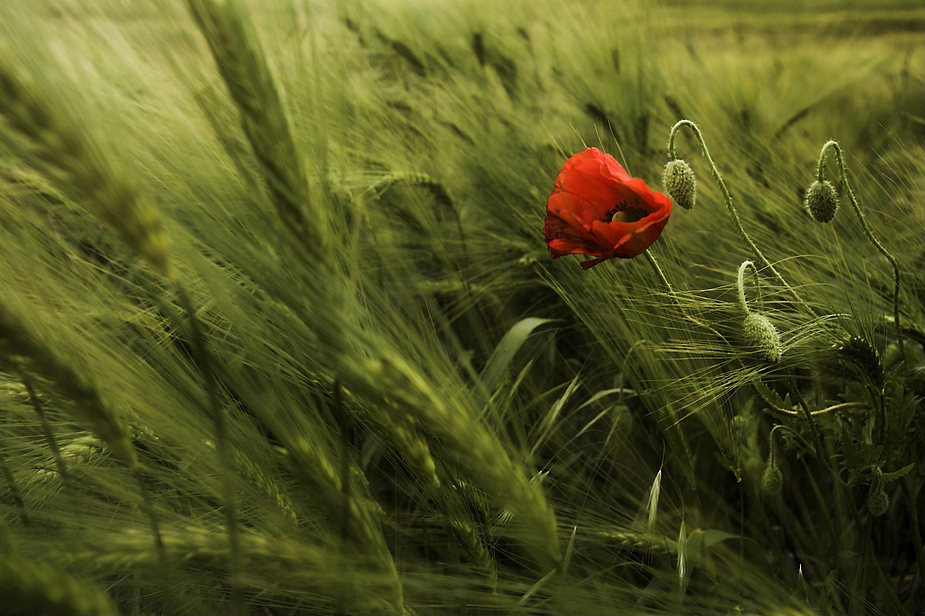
[543,147,673,269]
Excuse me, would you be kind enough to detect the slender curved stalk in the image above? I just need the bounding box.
[668,120,813,315]
[788,382,836,483]
[736,260,762,315]
[768,424,812,454]
[817,141,904,361]
[22,377,68,481]
[645,250,674,294]
[177,285,242,615]
[645,250,728,342]
[132,465,172,615]
[0,450,28,526]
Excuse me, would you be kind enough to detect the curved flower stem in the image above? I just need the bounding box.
[755,379,869,417]
[668,120,813,315]
[736,260,762,316]
[817,141,905,361]
[768,423,808,455]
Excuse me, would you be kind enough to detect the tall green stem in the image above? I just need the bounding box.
[23,377,68,481]
[816,141,904,362]
[644,250,674,295]
[668,120,812,315]
[177,285,243,615]
[132,464,172,615]
[0,448,28,526]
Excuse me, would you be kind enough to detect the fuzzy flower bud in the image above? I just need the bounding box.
[662,159,696,210]
[762,459,783,496]
[804,180,838,223]
[743,313,782,363]
[868,484,889,517]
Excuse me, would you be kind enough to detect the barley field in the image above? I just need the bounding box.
[0,0,922,614]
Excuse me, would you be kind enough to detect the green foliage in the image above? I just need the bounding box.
[0,0,922,614]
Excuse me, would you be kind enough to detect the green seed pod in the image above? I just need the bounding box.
[662,159,696,210]
[867,484,889,517]
[762,460,783,496]
[743,313,782,363]
[804,180,838,223]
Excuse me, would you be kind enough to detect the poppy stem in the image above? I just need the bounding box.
[816,141,904,362]
[645,250,728,342]
[668,120,813,316]
[736,260,762,316]
[644,250,674,295]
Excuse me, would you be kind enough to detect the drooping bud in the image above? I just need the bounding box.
[867,483,889,517]
[762,458,783,496]
[804,180,838,223]
[662,159,696,210]
[743,313,782,363]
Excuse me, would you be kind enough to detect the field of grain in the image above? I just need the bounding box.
[0,1,922,614]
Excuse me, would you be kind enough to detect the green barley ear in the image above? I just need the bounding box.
[804,180,838,223]
[0,303,136,468]
[867,481,889,517]
[662,158,696,210]
[646,469,662,534]
[676,521,689,594]
[186,0,329,261]
[832,335,883,387]
[0,48,170,278]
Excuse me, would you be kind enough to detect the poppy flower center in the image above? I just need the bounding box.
[607,201,648,223]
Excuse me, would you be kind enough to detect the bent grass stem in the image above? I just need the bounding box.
[177,285,243,615]
[23,377,68,482]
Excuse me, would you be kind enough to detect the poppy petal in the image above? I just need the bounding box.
[543,148,673,267]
